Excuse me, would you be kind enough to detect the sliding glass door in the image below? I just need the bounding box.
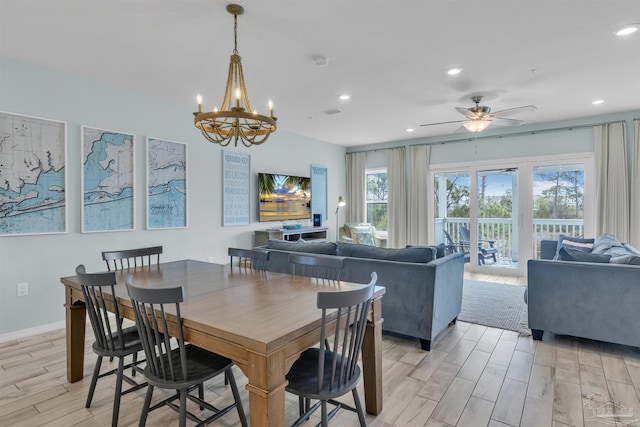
[431,154,593,276]
[476,168,519,269]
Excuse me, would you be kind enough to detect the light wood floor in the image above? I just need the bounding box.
[1,274,639,427]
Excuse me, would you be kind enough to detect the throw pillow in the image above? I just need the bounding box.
[558,247,611,263]
[553,234,595,260]
[592,233,623,254]
[348,223,376,246]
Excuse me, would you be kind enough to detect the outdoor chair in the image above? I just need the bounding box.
[102,246,163,271]
[459,225,498,265]
[125,276,248,427]
[443,229,471,263]
[285,272,377,427]
[75,265,147,427]
[288,252,344,281]
[228,247,270,271]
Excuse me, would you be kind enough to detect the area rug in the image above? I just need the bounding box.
[459,280,530,335]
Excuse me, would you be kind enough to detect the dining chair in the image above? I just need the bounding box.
[75,265,147,427]
[102,246,163,271]
[228,247,270,271]
[285,272,377,427]
[125,275,248,427]
[288,253,344,281]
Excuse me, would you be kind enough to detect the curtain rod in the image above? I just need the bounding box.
[349,119,636,153]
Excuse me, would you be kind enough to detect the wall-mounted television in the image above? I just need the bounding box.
[258,173,311,222]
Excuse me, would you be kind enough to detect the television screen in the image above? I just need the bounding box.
[258,173,311,222]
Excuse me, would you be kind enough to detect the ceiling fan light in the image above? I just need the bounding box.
[614,24,639,36]
[463,120,491,133]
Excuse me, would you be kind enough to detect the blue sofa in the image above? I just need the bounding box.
[526,239,640,347]
[261,240,465,350]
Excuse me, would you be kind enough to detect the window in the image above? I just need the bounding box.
[366,169,387,231]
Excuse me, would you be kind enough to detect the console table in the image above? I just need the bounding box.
[254,226,328,246]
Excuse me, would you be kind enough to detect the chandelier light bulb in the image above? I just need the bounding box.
[196,93,203,113]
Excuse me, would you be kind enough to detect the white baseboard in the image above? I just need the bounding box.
[0,320,66,344]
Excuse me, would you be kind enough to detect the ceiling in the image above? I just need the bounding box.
[1,0,639,147]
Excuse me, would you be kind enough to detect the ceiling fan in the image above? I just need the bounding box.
[421,96,537,133]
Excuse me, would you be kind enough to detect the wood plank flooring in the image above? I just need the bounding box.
[1,273,639,426]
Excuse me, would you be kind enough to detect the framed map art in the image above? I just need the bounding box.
[146,137,187,229]
[0,111,67,236]
[81,126,135,233]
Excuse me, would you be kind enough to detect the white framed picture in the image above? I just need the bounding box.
[222,150,250,226]
[0,111,68,236]
[81,126,135,233]
[146,137,187,229]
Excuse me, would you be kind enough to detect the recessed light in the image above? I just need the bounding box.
[406,128,414,132]
[447,67,463,75]
[614,24,639,36]
[338,94,351,101]
[592,99,605,105]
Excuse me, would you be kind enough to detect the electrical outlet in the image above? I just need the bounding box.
[17,282,28,297]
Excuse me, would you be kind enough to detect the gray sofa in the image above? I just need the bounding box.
[527,239,640,347]
[262,240,465,350]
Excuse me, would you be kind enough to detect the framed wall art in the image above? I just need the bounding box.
[0,111,67,236]
[146,137,187,229]
[311,164,328,221]
[222,150,250,226]
[81,126,135,232]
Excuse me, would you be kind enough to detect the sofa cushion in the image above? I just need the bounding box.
[610,254,640,265]
[554,234,594,260]
[266,239,337,255]
[558,247,611,263]
[406,244,446,258]
[337,242,436,263]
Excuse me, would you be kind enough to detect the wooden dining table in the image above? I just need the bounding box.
[60,260,385,426]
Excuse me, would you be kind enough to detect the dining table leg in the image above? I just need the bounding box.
[244,348,288,426]
[362,296,383,415]
[65,285,86,383]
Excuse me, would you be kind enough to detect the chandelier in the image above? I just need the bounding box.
[194,4,277,147]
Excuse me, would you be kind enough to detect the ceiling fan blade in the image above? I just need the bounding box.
[420,119,465,127]
[490,105,537,118]
[490,117,525,127]
[455,107,479,119]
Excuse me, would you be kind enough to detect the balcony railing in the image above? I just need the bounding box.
[436,218,584,262]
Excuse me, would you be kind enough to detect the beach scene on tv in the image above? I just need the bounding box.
[259,173,311,222]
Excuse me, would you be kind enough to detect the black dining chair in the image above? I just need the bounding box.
[125,275,248,427]
[102,246,163,271]
[75,265,147,427]
[228,247,270,271]
[288,253,344,281]
[285,272,377,427]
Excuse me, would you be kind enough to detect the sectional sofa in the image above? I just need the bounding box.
[261,240,465,350]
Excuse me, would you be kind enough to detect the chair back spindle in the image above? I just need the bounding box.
[228,248,270,271]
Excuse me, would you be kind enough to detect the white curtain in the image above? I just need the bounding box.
[631,119,640,247]
[387,147,407,248]
[407,145,430,246]
[345,152,366,224]
[594,122,629,241]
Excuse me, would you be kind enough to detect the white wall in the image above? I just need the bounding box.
[0,57,346,335]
